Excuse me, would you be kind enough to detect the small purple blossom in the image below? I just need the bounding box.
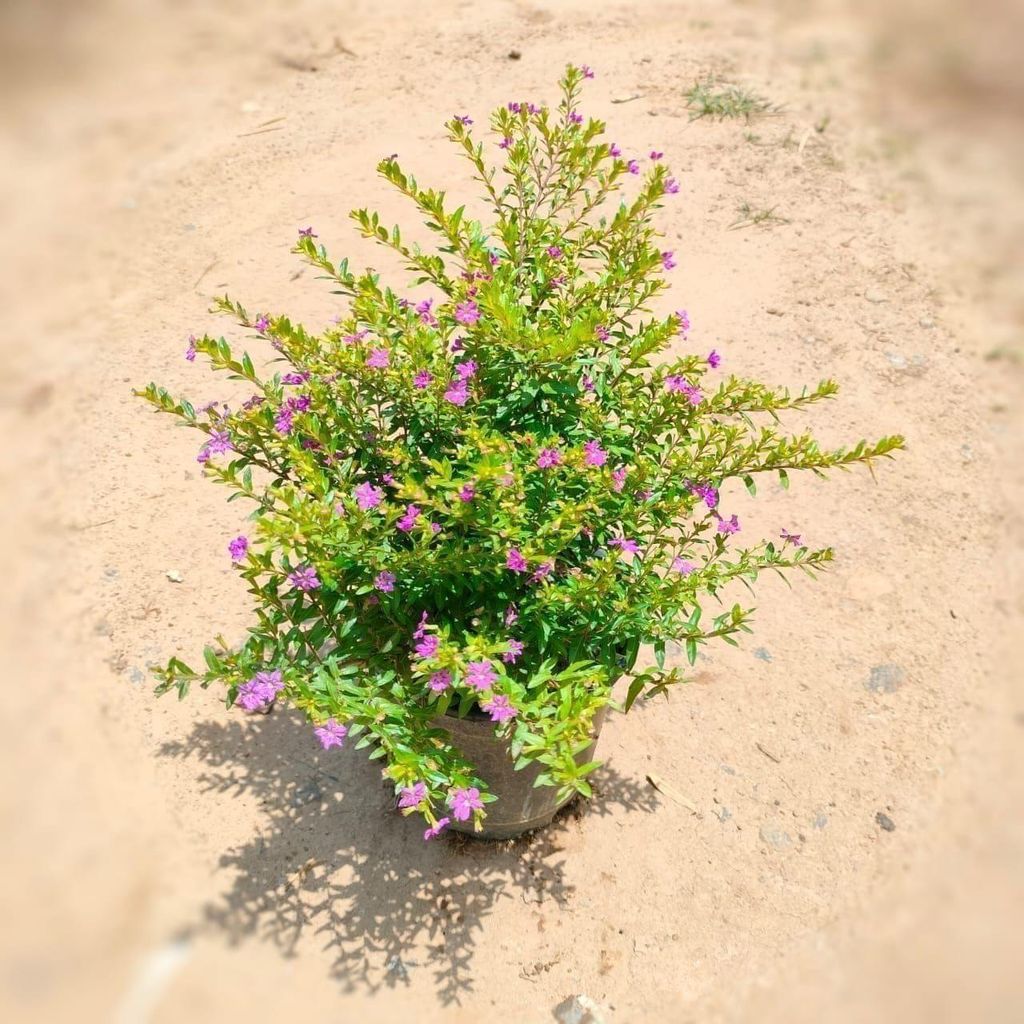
[254,315,270,334]
[458,484,475,502]
[531,561,554,583]
[506,548,528,573]
[413,369,434,389]
[466,661,498,692]
[547,245,563,259]
[274,407,294,435]
[502,639,525,664]
[228,536,249,562]
[397,504,421,532]
[343,329,369,344]
[508,101,521,113]
[665,375,702,405]
[355,482,384,510]
[581,64,595,79]
[455,300,481,326]
[298,226,317,238]
[288,565,321,591]
[415,298,437,326]
[236,669,284,712]
[612,466,627,492]
[366,347,390,369]
[690,483,719,509]
[708,349,721,369]
[413,612,429,639]
[665,177,680,194]
[482,693,518,723]
[661,250,677,271]
[649,150,664,160]
[456,359,478,380]
[429,669,452,692]
[314,718,348,750]
[676,309,691,335]
[445,379,469,406]
[399,782,428,808]
[242,394,265,411]
[581,374,595,393]
[627,159,640,174]
[568,110,583,125]
[423,817,450,841]
[374,570,396,593]
[454,114,473,125]
[583,440,607,467]
[609,142,622,157]
[185,335,197,362]
[449,786,484,821]
[414,634,440,660]
[536,447,562,469]
[672,557,696,575]
[281,371,310,385]
[499,136,513,150]
[504,604,519,626]
[780,528,802,546]
[595,324,610,342]
[717,514,741,536]
[609,537,640,554]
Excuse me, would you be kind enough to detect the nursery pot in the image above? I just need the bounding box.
[435,706,607,841]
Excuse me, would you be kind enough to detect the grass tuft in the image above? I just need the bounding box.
[684,76,782,122]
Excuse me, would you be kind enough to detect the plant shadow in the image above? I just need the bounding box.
[157,708,658,1005]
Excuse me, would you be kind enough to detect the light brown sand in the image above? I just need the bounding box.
[1,2,1021,1022]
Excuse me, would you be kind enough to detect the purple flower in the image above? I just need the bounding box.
[243,394,265,411]
[676,309,691,335]
[672,557,696,575]
[414,634,440,660]
[609,142,622,157]
[707,349,721,369]
[444,379,469,406]
[504,604,519,626]
[429,669,452,692]
[690,483,719,509]
[665,375,702,405]
[343,329,369,344]
[415,298,437,326]
[354,482,384,510]
[568,111,583,125]
[456,359,478,379]
[254,315,270,334]
[287,394,311,413]
[458,484,475,502]
[609,537,640,554]
[374,570,396,592]
[503,639,525,664]
[298,226,317,238]
[661,250,676,271]
[399,782,428,808]
[547,245,563,259]
[627,159,640,174]
[413,370,434,389]
[595,324,610,342]
[236,669,284,712]
[424,816,450,841]
[499,136,513,150]
[531,561,554,583]
[482,693,518,723]
[455,300,481,325]
[665,177,680,194]
[454,114,473,125]
[581,374,595,393]
[396,504,421,532]
[536,447,562,469]
[506,548,528,573]
[228,536,249,562]
[366,347,390,369]
[649,150,663,160]
[449,786,484,821]
[185,335,197,362]
[717,514,741,536]
[274,407,294,435]
[465,661,497,691]
[281,371,310,385]
[508,101,521,113]
[314,718,347,750]
[289,565,321,591]
[583,440,607,467]
[780,528,802,546]
[611,466,627,492]
[581,64,595,79]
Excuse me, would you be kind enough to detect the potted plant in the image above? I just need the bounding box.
[138,65,902,841]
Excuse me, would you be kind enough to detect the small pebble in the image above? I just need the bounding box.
[919,316,935,328]
[865,288,887,303]
[813,812,829,829]
[875,811,896,832]
[753,647,773,662]
[865,664,904,693]
[165,570,184,583]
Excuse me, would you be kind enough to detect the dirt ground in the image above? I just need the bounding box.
[1,1,1022,1022]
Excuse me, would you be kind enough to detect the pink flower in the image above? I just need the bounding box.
[506,548,528,573]
[482,694,518,723]
[717,514,741,535]
[366,347,390,368]
[399,782,427,808]
[254,315,270,334]
[609,537,640,554]
[676,309,691,335]
[455,300,481,325]
[502,639,525,664]
[661,250,676,271]
[414,634,440,659]
[665,177,680,194]
[456,359,478,379]
[650,150,664,160]
[445,379,469,406]
[314,719,347,750]
[288,566,320,591]
[504,604,519,626]
[415,298,437,326]
[611,466,627,492]
[780,528,802,546]
[499,136,513,150]
[581,65,595,79]
[449,787,484,821]
[465,661,498,691]
[429,670,452,692]
[707,349,721,369]
[583,440,607,467]
[609,142,622,158]
[185,335,197,362]
[672,557,696,575]
[423,817,450,841]
[665,375,702,405]
[397,504,421,532]
[627,159,640,174]
[374,570,396,592]
[547,245,563,258]
[354,482,384,510]
[228,536,249,562]
[536,447,562,469]
[531,561,554,583]
[458,484,475,502]
[581,374,595,393]
[690,483,719,509]
[413,370,433,389]
[595,324,610,342]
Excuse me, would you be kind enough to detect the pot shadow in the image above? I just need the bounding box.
[157,708,658,1005]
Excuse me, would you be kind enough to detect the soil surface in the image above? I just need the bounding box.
[1,2,1021,1022]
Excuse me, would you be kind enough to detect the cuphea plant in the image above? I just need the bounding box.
[138,65,902,838]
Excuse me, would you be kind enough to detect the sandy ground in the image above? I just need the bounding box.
[1,1,1022,1022]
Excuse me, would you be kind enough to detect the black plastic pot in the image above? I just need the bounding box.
[435,706,606,840]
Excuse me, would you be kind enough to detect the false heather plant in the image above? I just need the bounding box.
[138,66,902,837]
